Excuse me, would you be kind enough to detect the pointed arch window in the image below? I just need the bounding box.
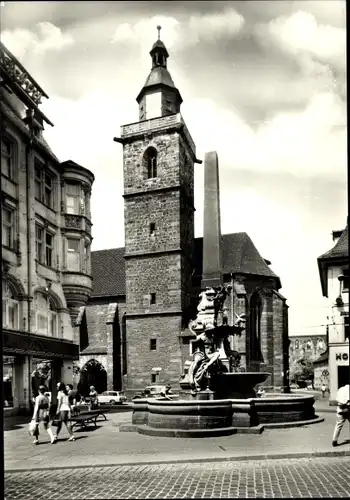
[2,279,19,329]
[249,292,263,362]
[144,147,157,179]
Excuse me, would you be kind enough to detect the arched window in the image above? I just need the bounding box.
[35,293,58,337]
[144,147,157,179]
[2,279,19,329]
[249,291,263,362]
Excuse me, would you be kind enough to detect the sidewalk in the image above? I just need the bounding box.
[4,408,350,472]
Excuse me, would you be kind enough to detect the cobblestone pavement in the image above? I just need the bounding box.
[5,410,349,471]
[5,456,350,499]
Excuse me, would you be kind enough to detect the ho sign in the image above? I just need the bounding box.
[335,353,349,361]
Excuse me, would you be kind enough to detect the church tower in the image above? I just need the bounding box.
[116,27,199,391]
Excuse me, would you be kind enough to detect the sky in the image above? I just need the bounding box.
[1,1,347,337]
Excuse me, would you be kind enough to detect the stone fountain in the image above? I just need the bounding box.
[124,151,321,437]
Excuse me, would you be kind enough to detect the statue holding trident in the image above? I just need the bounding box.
[187,286,246,394]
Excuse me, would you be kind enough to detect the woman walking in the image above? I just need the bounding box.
[53,382,75,442]
[88,386,98,411]
[31,385,55,445]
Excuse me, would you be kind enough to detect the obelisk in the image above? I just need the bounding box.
[201,151,223,289]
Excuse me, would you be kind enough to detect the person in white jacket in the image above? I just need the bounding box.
[332,383,350,446]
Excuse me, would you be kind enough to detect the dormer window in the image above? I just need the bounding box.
[144,147,157,179]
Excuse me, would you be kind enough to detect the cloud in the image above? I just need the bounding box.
[110,8,244,50]
[183,91,346,179]
[1,22,74,59]
[255,10,346,71]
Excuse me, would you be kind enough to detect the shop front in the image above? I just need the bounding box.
[3,329,79,416]
[329,344,350,405]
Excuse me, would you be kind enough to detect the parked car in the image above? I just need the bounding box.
[98,391,127,405]
[133,385,173,399]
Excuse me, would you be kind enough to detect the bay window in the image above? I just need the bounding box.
[2,279,19,330]
[66,184,81,214]
[67,238,80,271]
[83,241,91,273]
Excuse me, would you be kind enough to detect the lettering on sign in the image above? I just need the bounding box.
[335,353,348,361]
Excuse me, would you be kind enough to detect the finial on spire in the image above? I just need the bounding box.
[157,25,161,40]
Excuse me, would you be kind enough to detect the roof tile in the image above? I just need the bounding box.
[318,225,348,260]
[91,232,280,297]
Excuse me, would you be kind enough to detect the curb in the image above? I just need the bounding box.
[5,450,350,473]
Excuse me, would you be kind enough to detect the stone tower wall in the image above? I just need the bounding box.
[123,123,195,391]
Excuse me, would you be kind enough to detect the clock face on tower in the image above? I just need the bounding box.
[146,92,162,119]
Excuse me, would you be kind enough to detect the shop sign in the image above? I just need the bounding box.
[3,330,79,360]
[335,353,349,361]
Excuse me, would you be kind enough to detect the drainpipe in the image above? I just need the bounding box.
[25,110,34,334]
[25,110,34,412]
[230,273,234,326]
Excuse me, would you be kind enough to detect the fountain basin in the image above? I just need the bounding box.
[130,392,319,437]
[210,372,270,399]
[253,393,316,424]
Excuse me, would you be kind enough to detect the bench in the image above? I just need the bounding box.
[70,409,110,429]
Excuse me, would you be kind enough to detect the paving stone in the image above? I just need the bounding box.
[4,456,350,499]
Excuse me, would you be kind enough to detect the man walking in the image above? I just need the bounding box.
[332,383,350,447]
[321,383,327,398]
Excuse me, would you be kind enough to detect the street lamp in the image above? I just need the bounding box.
[336,275,345,312]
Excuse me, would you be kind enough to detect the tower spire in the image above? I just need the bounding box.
[136,27,183,120]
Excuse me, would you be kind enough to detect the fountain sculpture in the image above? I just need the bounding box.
[124,151,321,437]
[180,284,269,400]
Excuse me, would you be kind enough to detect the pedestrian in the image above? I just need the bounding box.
[321,383,327,398]
[31,385,55,445]
[53,382,76,442]
[332,383,350,447]
[66,384,79,416]
[88,385,98,411]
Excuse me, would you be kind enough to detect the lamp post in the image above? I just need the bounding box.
[336,275,345,313]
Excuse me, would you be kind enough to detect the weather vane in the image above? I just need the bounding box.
[157,25,161,40]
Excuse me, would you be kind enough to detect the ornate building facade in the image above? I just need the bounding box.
[79,31,289,397]
[1,41,94,414]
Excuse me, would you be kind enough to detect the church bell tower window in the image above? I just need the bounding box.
[144,147,157,179]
